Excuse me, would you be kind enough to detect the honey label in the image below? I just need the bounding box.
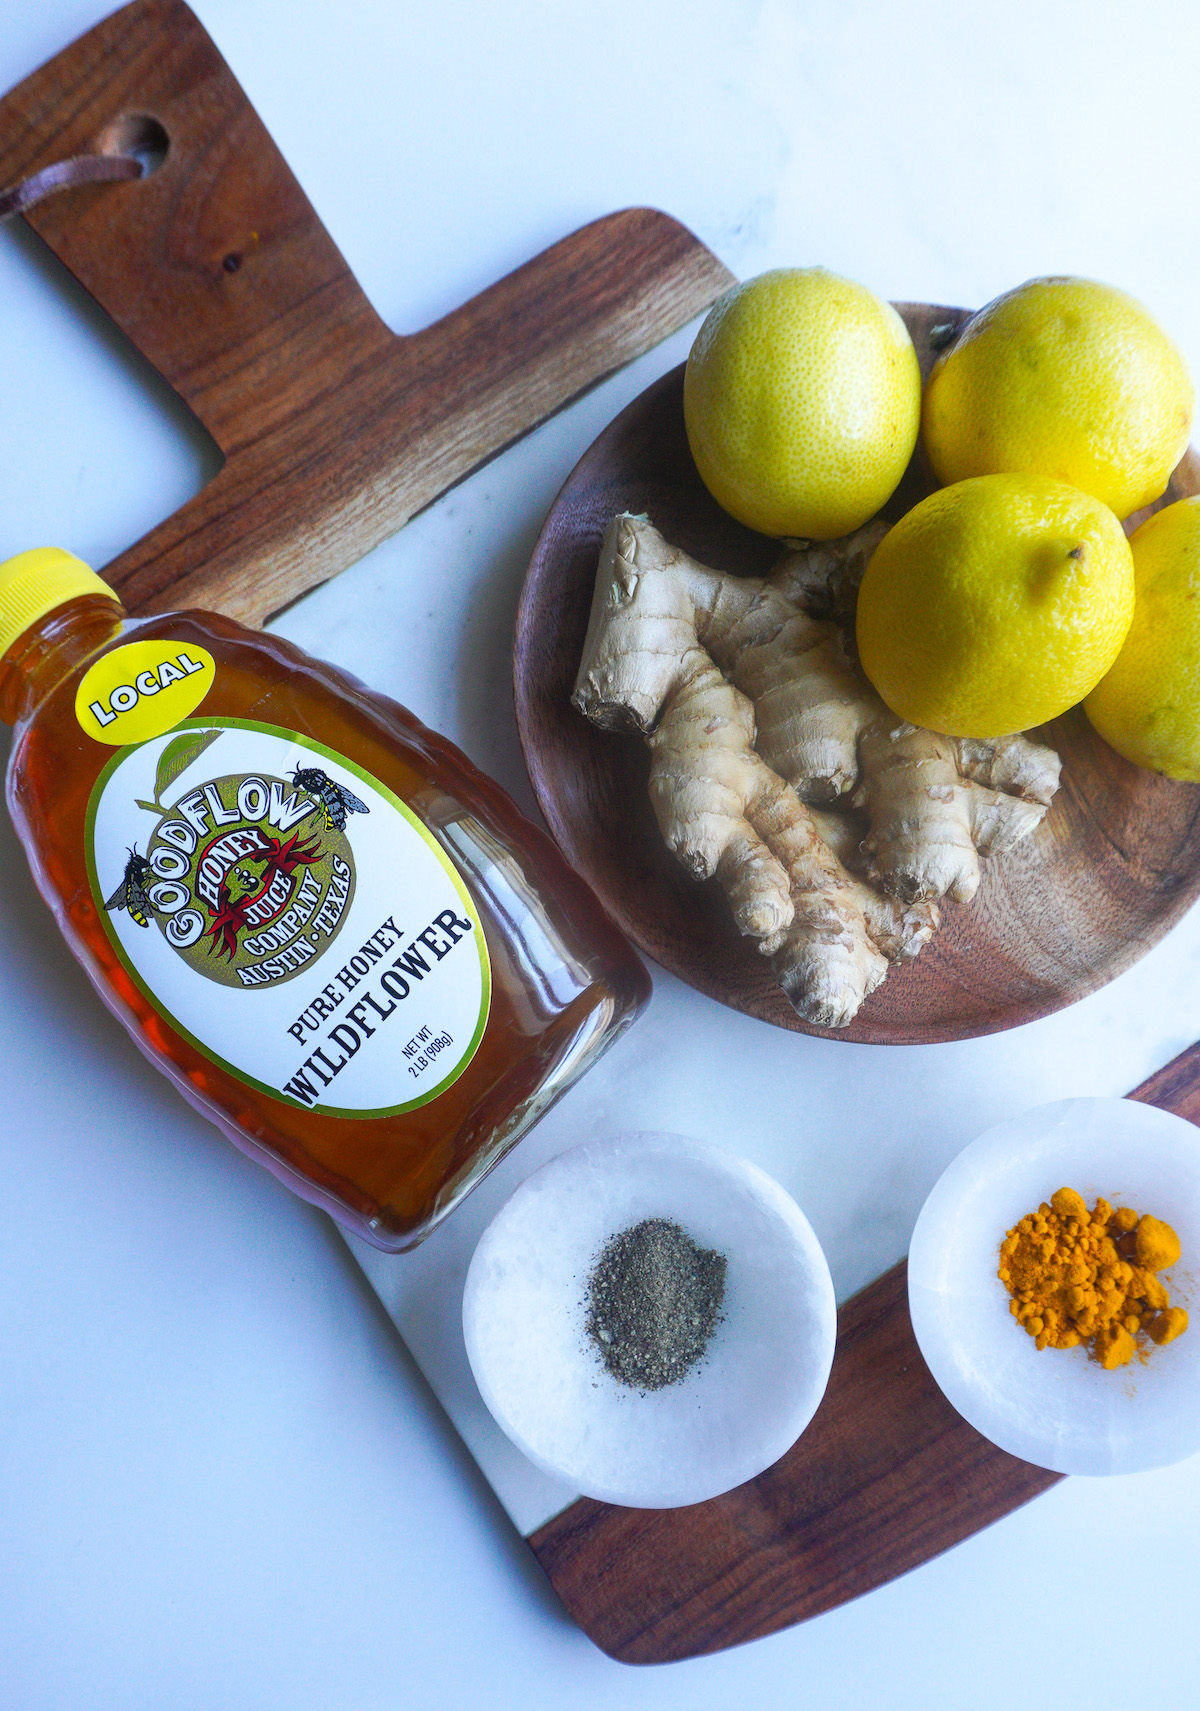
[76,640,216,744]
[86,719,491,1117]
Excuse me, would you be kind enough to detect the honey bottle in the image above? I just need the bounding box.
[0,549,650,1249]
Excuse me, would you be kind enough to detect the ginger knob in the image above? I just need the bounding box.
[1135,1214,1182,1272]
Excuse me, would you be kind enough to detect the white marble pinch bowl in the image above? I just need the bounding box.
[909,1096,1200,1476]
[461,1132,837,1508]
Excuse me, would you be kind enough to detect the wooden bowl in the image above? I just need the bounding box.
[513,303,1200,1044]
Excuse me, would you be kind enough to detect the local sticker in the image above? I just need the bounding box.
[86,720,491,1118]
[76,639,216,744]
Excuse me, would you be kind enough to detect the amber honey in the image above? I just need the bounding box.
[1,591,649,1249]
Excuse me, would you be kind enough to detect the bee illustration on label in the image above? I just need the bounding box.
[104,848,156,928]
[289,765,370,833]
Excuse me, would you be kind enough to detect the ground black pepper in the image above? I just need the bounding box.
[584,1217,727,1390]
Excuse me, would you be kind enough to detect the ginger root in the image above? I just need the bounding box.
[650,667,893,1028]
[573,511,1063,1026]
[584,514,1060,905]
[574,514,936,1026]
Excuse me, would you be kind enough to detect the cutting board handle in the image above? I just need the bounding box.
[1,1,733,624]
[0,0,392,457]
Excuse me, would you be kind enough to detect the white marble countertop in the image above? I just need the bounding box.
[4,2,1200,1706]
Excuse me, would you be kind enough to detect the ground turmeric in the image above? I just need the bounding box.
[998,1186,1188,1370]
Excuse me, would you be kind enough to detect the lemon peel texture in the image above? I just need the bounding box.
[922,276,1193,518]
[684,268,921,540]
[856,473,1134,739]
[1085,495,1200,780]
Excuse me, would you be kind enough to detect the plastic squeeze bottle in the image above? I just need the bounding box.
[0,549,650,1249]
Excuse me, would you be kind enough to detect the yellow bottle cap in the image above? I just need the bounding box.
[0,548,121,661]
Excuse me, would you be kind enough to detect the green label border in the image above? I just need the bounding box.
[85,717,492,1120]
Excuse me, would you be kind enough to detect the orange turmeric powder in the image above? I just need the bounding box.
[998,1186,1188,1370]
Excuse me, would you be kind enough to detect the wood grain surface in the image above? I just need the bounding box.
[514,305,1200,1045]
[528,1045,1200,1664]
[0,0,735,626]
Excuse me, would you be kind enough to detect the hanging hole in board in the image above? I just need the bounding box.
[93,114,170,178]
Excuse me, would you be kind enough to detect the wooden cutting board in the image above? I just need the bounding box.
[5,0,1197,1670]
[0,0,733,625]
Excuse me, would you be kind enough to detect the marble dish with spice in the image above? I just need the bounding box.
[461,1132,836,1508]
[908,1097,1200,1476]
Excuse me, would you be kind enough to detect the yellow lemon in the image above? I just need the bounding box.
[857,474,1134,738]
[922,276,1193,518]
[683,267,921,539]
[1085,496,1200,779]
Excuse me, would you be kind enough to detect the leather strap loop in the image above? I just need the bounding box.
[0,153,142,223]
